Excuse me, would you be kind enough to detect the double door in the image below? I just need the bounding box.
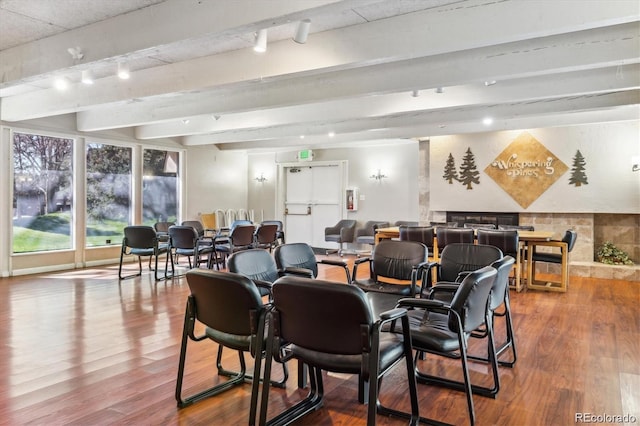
[282,164,343,249]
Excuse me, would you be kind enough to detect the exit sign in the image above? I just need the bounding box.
[298,149,313,161]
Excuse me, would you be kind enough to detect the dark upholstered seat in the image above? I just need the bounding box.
[394,266,498,426]
[252,223,279,252]
[435,227,475,254]
[274,242,351,283]
[214,224,255,268]
[529,229,577,292]
[176,270,287,424]
[168,225,214,274]
[430,242,503,285]
[324,219,357,256]
[355,220,389,246]
[258,276,420,425]
[260,220,285,245]
[118,225,170,281]
[399,225,435,253]
[477,229,521,291]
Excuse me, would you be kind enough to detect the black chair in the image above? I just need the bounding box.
[394,220,418,227]
[477,229,521,291]
[324,219,357,256]
[430,256,517,372]
[118,225,170,281]
[175,270,287,425]
[429,243,503,288]
[153,221,174,242]
[529,229,577,292]
[253,223,279,252]
[351,239,430,298]
[167,225,214,275]
[228,249,313,300]
[273,242,351,283]
[214,224,256,268]
[463,223,496,230]
[498,224,534,231]
[181,220,206,237]
[355,220,389,246]
[435,227,475,257]
[261,220,285,245]
[395,265,498,426]
[399,225,435,254]
[258,276,420,426]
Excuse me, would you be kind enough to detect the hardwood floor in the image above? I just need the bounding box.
[0,255,638,425]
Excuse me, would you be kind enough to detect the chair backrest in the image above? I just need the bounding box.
[448,265,497,333]
[228,249,280,284]
[199,213,217,230]
[476,229,519,258]
[273,243,319,277]
[436,227,474,250]
[463,223,496,230]
[371,239,428,281]
[254,223,278,245]
[498,224,535,231]
[182,220,204,237]
[168,225,198,249]
[394,220,418,227]
[563,230,578,252]
[325,220,357,242]
[261,220,283,232]
[438,243,503,282]
[230,224,256,247]
[230,219,252,231]
[356,221,390,238]
[154,221,174,233]
[272,276,373,355]
[124,226,157,248]
[186,270,263,338]
[487,256,515,311]
[399,225,435,249]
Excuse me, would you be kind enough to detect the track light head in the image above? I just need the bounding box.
[293,19,311,44]
[254,29,267,53]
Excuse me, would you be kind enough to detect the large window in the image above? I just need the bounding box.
[86,143,132,247]
[142,149,179,226]
[12,132,74,253]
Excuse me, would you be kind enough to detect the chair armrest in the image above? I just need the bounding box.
[396,298,446,310]
[340,226,355,242]
[253,279,273,293]
[354,257,370,265]
[280,267,314,278]
[378,307,407,322]
[455,270,474,282]
[319,258,348,267]
[428,283,460,299]
[324,224,340,235]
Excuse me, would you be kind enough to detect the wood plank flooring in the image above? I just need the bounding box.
[0,255,638,425]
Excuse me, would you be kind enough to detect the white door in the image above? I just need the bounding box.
[284,164,342,249]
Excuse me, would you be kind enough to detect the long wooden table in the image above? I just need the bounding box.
[374,226,555,291]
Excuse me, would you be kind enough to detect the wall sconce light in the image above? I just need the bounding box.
[369,169,387,181]
[632,156,640,172]
[255,172,267,183]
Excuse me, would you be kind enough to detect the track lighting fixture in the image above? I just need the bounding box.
[117,62,130,79]
[67,47,84,60]
[54,76,70,90]
[411,90,419,97]
[254,29,267,53]
[293,19,311,44]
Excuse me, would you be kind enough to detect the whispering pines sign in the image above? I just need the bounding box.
[484,132,568,209]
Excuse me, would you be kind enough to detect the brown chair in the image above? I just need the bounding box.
[253,223,279,252]
[324,219,357,256]
[214,224,256,269]
[528,230,577,292]
[258,276,420,425]
[175,270,287,425]
[395,265,498,426]
[477,229,522,291]
[260,220,285,245]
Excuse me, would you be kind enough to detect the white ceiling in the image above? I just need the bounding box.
[0,0,638,151]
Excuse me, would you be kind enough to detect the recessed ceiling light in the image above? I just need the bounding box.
[328,131,335,137]
[54,77,70,90]
[484,80,497,86]
[81,70,94,85]
[182,119,190,124]
[482,117,493,126]
[300,135,305,139]
[435,87,444,94]
[117,62,130,79]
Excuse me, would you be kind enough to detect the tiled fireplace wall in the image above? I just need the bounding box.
[518,213,639,281]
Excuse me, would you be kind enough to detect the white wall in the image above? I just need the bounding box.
[430,121,640,213]
[184,145,249,221]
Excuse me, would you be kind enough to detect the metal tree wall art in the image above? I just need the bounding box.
[442,153,459,184]
[569,149,588,187]
[459,147,480,190]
